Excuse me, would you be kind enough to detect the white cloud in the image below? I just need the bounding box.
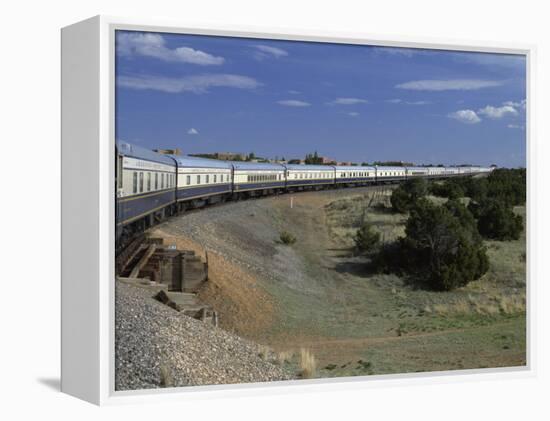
[277,99,311,107]
[288,90,301,95]
[372,47,417,57]
[385,99,430,105]
[253,45,288,60]
[329,97,369,105]
[503,99,527,110]
[507,124,524,130]
[405,100,431,105]
[477,105,518,119]
[347,112,360,117]
[396,79,503,91]
[117,32,224,65]
[448,109,482,124]
[117,74,261,94]
[187,128,199,135]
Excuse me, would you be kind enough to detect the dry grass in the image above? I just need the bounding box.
[276,350,294,365]
[257,344,272,361]
[159,364,174,388]
[429,292,526,317]
[299,348,317,379]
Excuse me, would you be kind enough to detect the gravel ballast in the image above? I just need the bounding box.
[115,282,291,391]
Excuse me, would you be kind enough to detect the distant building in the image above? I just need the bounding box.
[319,156,335,164]
[154,148,182,155]
[189,152,246,161]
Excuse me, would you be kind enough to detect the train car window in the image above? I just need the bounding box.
[155,173,158,190]
[147,173,151,191]
[186,175,191,185]
[196,175,201,185]
[133,172,137,193]
[161,173,164,189]
[206,174,210,184]
[139,172,144,193]
[213,174,217,183]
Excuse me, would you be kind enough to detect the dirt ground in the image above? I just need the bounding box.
[151,186,526,379]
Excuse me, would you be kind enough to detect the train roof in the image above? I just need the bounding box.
[334,165,376,171]
[231,161,285,171]
[169,154,233,170]
[284,164,335,171]
[375,166,407,171]
[405,166,429,171]
[117,141,176,166]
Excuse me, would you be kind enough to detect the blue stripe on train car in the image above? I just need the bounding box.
[234,181,285,191]
[176,184,231,200]
[376,176,407,181]
[286,179,334,186]
[336,177,376,183]
[116,190,175,225]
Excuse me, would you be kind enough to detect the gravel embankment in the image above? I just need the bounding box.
[115,282,292,390]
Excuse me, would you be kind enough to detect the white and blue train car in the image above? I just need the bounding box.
[426,167,447,179]
[116,141,177,227]
[284,164,335,190]
[231,161,286,195]
[335,165,376,185]
[171,155,232,206]
[443,167,460,177]
[376,166,407,183]
[406,166,430,178]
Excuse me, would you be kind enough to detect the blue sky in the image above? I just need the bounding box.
[115,30,526,167]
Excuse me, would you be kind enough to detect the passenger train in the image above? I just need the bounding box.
[116,140,494,245]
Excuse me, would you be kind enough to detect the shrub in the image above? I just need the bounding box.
[486,168,526,206]
[390,178,428,213]
[279,231,297,245]
[354,220,380,254]
[390,187,411,213]
[401,199,489,291]
[476,199,524,240]
[430,180,465,199]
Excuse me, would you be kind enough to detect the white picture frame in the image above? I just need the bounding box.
[61,15,535,405]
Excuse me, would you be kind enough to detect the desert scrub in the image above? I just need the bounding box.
[299,348,317,379]
[279,231,297,245]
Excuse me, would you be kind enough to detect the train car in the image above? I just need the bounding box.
[284,164,335,190]
[376,166,407,183]
[442,167,460,177]
[116,141,177,228]
[405,166,430,178]
[425,167,448,179]
[171,155,232,209]
[231,161,286,197]
[334,165,376,186]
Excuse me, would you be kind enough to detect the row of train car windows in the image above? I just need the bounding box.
[185,174,228,186]
[378,172,403,177]
[247,174,281,182]
[132,171,174,194]
[340,172,372,177]
[293,173,331,179]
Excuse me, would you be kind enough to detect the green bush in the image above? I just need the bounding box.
[475,199,524,240]
[279,231,297,245]
[430,180,465,199]
[354,220,380,254]
[390,178,428,213]
[486,168,526,206]
[402,199,489,291]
